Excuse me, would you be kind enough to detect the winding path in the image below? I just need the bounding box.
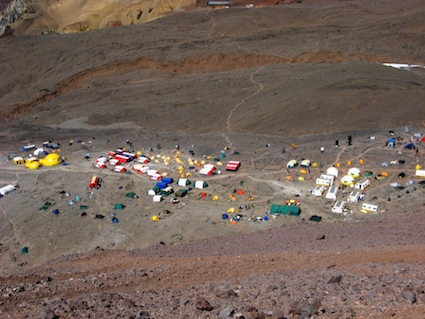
[222,67,264,149]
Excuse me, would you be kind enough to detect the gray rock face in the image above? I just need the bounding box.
[195,297,213,311]
[219,305,235,318]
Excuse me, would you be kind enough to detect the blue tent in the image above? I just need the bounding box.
[405,142,416,150]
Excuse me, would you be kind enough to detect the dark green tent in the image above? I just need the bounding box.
[270,204,300,216]
[175,189,187,197]
[126,192,136,197]
[114,203,125,210]
[39,202,52,211]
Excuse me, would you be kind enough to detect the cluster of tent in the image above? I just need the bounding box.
[14,153,62,170]
[287,159,312,168]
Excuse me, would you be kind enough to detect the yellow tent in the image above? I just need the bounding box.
[312,162,318,167]
[27,161,40,170]
[227,207,237,213]
[151,215,159,221]
[336,162,341,168]
[212,195,219,201]
[39,153,60,166]
[300,169,307,174]
[13,157,24,165]
[416,164,422,170]
[216,161,223,166]
[298,176,304,181]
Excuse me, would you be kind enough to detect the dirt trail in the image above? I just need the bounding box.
[223,67,264,148]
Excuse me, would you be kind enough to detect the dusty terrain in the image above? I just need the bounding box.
[1,0,425,317]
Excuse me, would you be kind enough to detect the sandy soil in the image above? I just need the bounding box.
[1,0,425,317]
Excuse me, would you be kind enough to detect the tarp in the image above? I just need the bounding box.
[309,215,322,222]
[405,142,416,150]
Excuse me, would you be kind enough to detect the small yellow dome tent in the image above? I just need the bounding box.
[39,153,60,166]
[151,215,159,221]
[336,162,341,168]
[416,164,422,170]
[341,175,355,186]
[27,161,40,170]
[347,160,352,166]
[212,195,219,201]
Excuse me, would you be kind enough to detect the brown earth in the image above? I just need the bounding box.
[1,0,425,318]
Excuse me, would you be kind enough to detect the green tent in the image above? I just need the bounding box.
[114,203,125,210]
[80,205,88,210]
[175,189,188,197]
[270,204,300,216]
[126,192,138,198]
[39,202,52,211]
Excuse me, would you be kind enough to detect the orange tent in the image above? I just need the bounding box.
[236,189,245,195]
[200,192,207,199]
[286,175,293,181]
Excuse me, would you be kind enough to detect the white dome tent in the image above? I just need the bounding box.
[287,160,298,168]
[326,167,339,177]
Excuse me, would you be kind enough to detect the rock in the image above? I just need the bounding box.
[195,297,213,311]
[44,309,59,319]
[219,305,235,318]
[310,298,321,314]
[272,309,286,319]
[217,289,238,298]
[417,287,425,302]
[135,310,150,319]
[327,275,342,284]
[244,305,266,318]
[401,288,417,303]
[299,305,312,318]
[265,285,279,292]
[179,298,189,306]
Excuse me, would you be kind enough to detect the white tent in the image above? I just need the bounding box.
[34,148,44,156]
[325,186,339,200]
[332,200,346,214]
[341,175,355,186]
[326,167,339,177]
[194,181,208,189]
[287,160,298,168]
[348,167,361,178]
[312,185,326,197]
[300,159,311,167]
[153,195,163,202]
[0,185,15,196]
[348,190,360,203]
